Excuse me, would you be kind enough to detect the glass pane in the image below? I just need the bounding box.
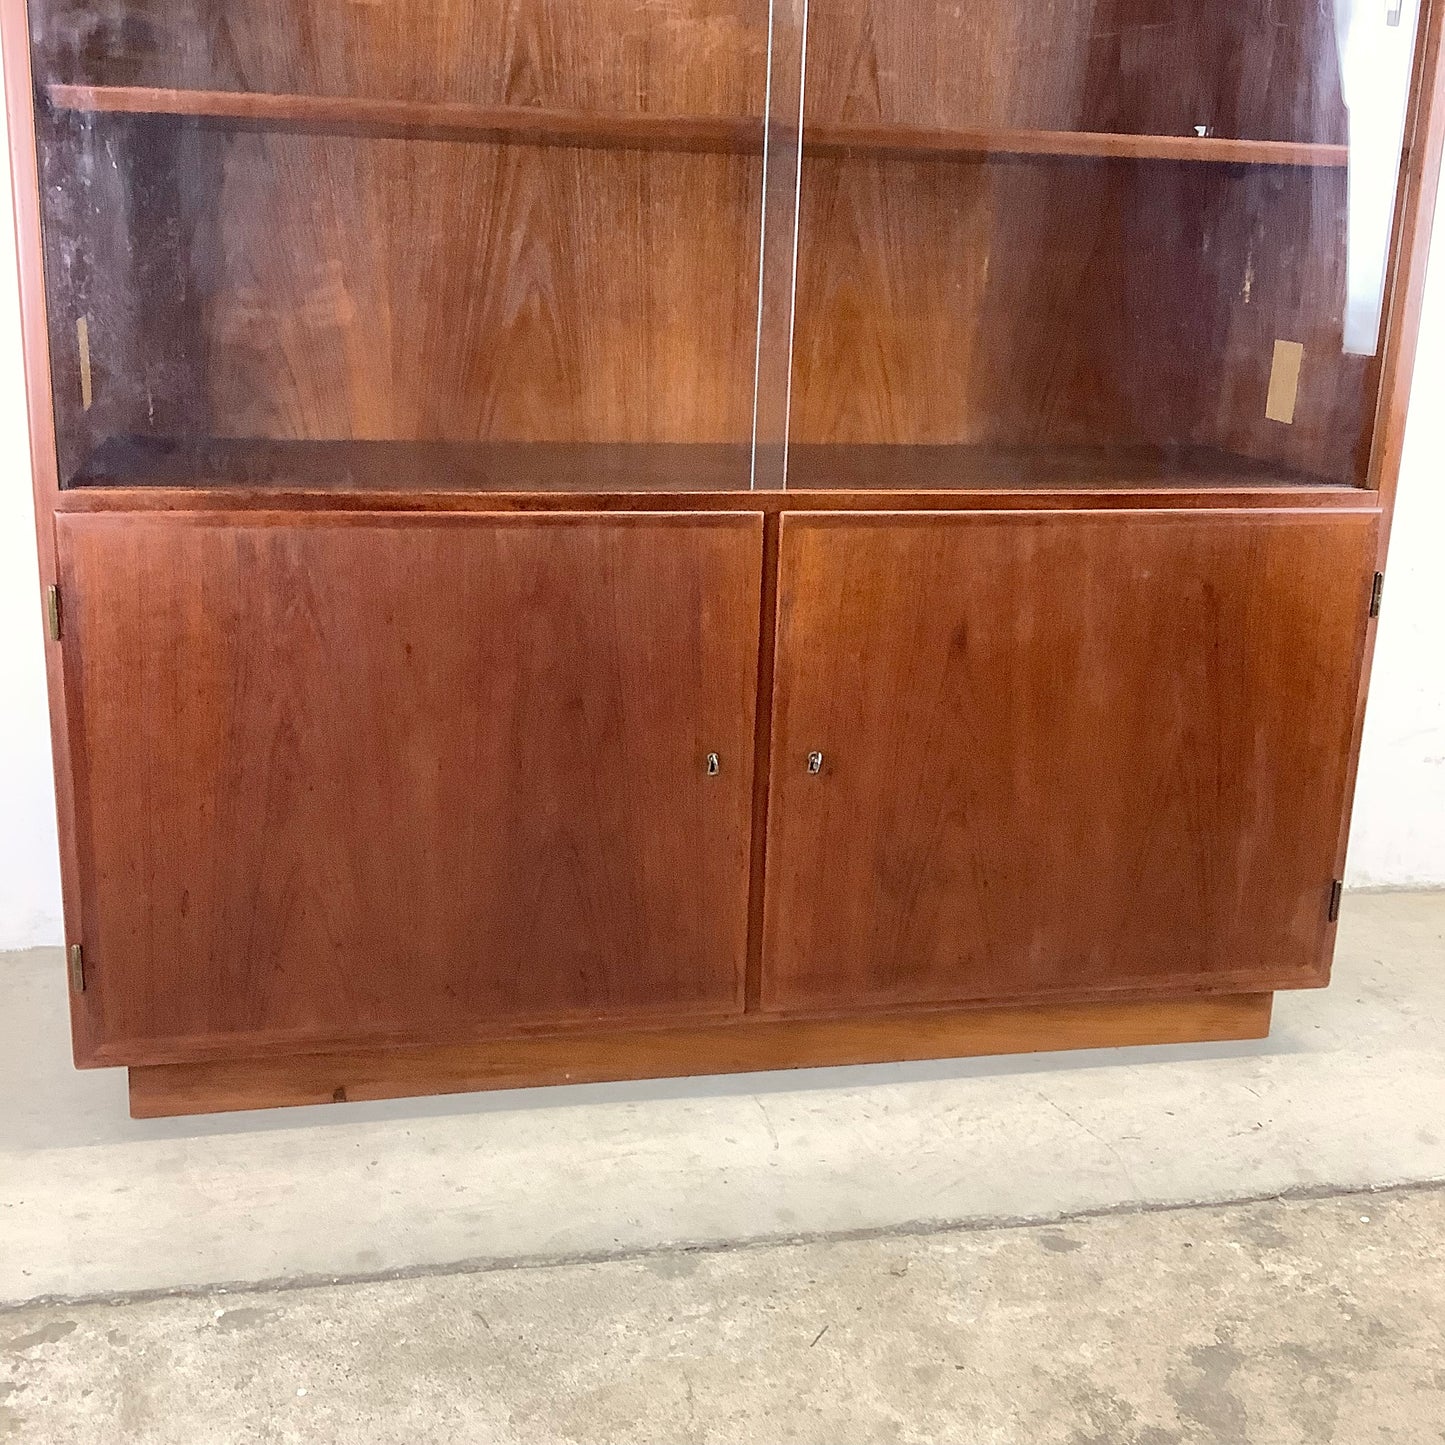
[784,0,1427,491]
[28,0,773,492]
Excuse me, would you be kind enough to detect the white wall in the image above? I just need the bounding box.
[1346,201,1445,887]
[0,98,1442,949]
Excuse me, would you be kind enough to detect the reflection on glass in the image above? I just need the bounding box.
[28,0,774,493]
[23,1,1428,496]
[782,2,1426,491]
[1335,0,1421,355]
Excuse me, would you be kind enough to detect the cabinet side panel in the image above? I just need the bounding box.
[763,509,1378,1013]
[57,511,762,1065]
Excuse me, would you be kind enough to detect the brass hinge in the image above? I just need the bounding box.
[68,943,86,994]
[46,584,62,641]
[1368,572,1384,619]
[1328,879,1344,923]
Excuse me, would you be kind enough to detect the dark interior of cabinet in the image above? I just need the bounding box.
[30,0,1375,492]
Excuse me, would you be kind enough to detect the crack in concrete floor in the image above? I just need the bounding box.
[2,1187,1443,1445]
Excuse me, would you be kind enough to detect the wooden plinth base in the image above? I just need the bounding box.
[127,992,1272,1118]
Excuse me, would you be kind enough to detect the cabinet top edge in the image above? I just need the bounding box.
[51,487,1379,519]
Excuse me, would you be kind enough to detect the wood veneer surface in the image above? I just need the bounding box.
[67,436,1346,493]
[46,85,1351,166]
[28,0,1377,483]
[7,0,1441,1115]
[128,993,1275,1116]
[35,0,1344,141]
[789,154,1365,484]
[33,0,770,114]
[802,0,1347,142]
[788,0,1368,483]
[762,509,1377,1012]
[58,511,763,1066]
[31,0,769,461]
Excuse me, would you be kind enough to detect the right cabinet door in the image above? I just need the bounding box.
[761,509,1378,1013]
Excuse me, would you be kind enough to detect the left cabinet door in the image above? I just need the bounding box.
[56,512,763,1066]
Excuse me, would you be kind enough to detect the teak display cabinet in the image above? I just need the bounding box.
[7,0,1443,1116]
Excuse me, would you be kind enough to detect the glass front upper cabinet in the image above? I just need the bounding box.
[27,0,774,491]
[24,1,1429,494]
[780,0,1428,491]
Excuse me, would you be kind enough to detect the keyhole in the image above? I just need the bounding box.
[706,753,720,776]
[807,751,824,775]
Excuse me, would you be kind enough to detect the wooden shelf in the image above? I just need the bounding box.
[46,85,1348,167]
[802,121,1348,168]
[67,436,1349,494]
[44,85,765,154]
[69,437,756,492]
[781,443,1344,491]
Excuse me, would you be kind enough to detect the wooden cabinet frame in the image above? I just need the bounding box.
[7,0,1445,1115]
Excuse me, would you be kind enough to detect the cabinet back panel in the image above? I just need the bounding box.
[34,0,770,113]
[43,128,762,453]
[58,512,762,1065]
[804,0,1347,143]
[763,509,1378,1013]
[30,0,770,470]
[197,135,762,445]
[29,0,1388,484]
[34,0,1341,141]
[789,159,1365,483]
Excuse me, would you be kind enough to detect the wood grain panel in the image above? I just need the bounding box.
[128,993,1273,1117]
[802,122,1347,167]
[177,129,760,450]
[75,437,756,491]
[788,155,1364,485]
[790,1,1372,487]
[802,0,1346,143]
[762,510,1377,1013]
[46,86,1351,167]
[54,481,1378,517]
[70,437,1344,493]
[27,0,1380,487]
[33,0,1346,139]
[29,0,767,472]
[789,159,1202,451]
[35,0,769,115]
[58,511,763,1066]
[46,85,768,152]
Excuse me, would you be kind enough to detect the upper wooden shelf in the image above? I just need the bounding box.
[44,84,762,154]
[45,84,1350,168]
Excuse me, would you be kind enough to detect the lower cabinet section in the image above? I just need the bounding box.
[761,509,1378,1012]
[57,511,763,1065]
[55,503,1379,1101]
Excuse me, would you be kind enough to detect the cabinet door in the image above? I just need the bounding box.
[780,6,1424,494]
[28,1,773,493]
[58,512,762,1065]
[762,510,1378,1013]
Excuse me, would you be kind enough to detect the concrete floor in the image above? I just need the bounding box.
[1,891,1443,1308]
[3,1187,1443,1443]
[2,892,1443,1440]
